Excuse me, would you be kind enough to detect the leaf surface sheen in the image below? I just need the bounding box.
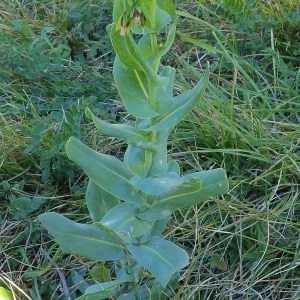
[138,169,229,220]
[66,137,146,205]
[127,236,189,287]
[38,212,125,261]
[101,203,153,241]
[139,70,209,131]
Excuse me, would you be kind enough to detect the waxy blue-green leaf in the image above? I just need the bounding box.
[131,172,182,196]
[113,57,159,119]
[66,137,146,205]
[112,0,124,23]
[148,130,169,176]
[167,160,181,175]
[110,23,167,86]
[38,212,125,261]
[76,279,128,300]
[159,22,177,57]
[124,145,152,177]
[139,69,209,131]
[150,217,170,236]
[184,168,229,192]
[137,34,153,60]
[127,236,189,287]
[86,180,119,222]
[101,203,153,242]
[86,108,156,151]
[138,169,228,221]
[116,282,167,300]
[158,0,176,19]
[129,20,176,71]
[155,66,175,115]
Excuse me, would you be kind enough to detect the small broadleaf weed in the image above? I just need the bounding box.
[39,0,229,298]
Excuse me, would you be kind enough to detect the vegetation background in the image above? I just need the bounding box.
[0,0,299,299]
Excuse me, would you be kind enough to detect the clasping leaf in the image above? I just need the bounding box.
[66,137,146,205]
[127,236,189,288]
[110,23,167,86]
[101,203,153,242]
[86,108,156,151]
[139,67,209,131]
[38,212,125,261]
[138,169,228,220]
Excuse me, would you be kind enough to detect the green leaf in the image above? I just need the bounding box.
[116,283,164,300]
[66,137,146,205]
[124,145,152,177]
[38,212,125,261]
[89,263,112,283]
[150,217,170,236]
[101,203,153,241]
[114,56,173,118]
[159,22,177,57]
[0,287,13,300]
[76,280,127,300]
[86,108,156,151]
[167,160,181,175]
[155,66,175,115]
[138,169,228,221]
[110,23,167,86]
[139,69,209,131]
[138,178,202,220]
[148,130,169,176]
[127,236,189,287]
[86,180,119,222]
[210,254,227,271]
[184,168,229,192]
[158,0,176,19]
[131,172,183,196]
[9,196,46,220]
[137,34,153,60]
[112,0,123,23]
[113,57,158,119]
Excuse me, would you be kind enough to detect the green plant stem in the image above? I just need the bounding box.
[150,0,157,29]
[149,83,157,112]
[124,251,139,300]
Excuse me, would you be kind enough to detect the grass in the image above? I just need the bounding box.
[1,0,299,299]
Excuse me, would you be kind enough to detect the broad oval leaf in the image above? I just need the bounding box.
[75,280,128,300]
[124,145,152,178]
[127,236,189,287]
[110,23,166,86]
[155,66,175,115]
[86,180,119,222]
[38,212,125,261]
[150,217,170,236]
[138,169,228,221]
[66,137,146,205]
[139,68,209,131]
[113,57,158,119]
[131,172,182,196]
[86,108,156,151]
[101,203,153,241]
